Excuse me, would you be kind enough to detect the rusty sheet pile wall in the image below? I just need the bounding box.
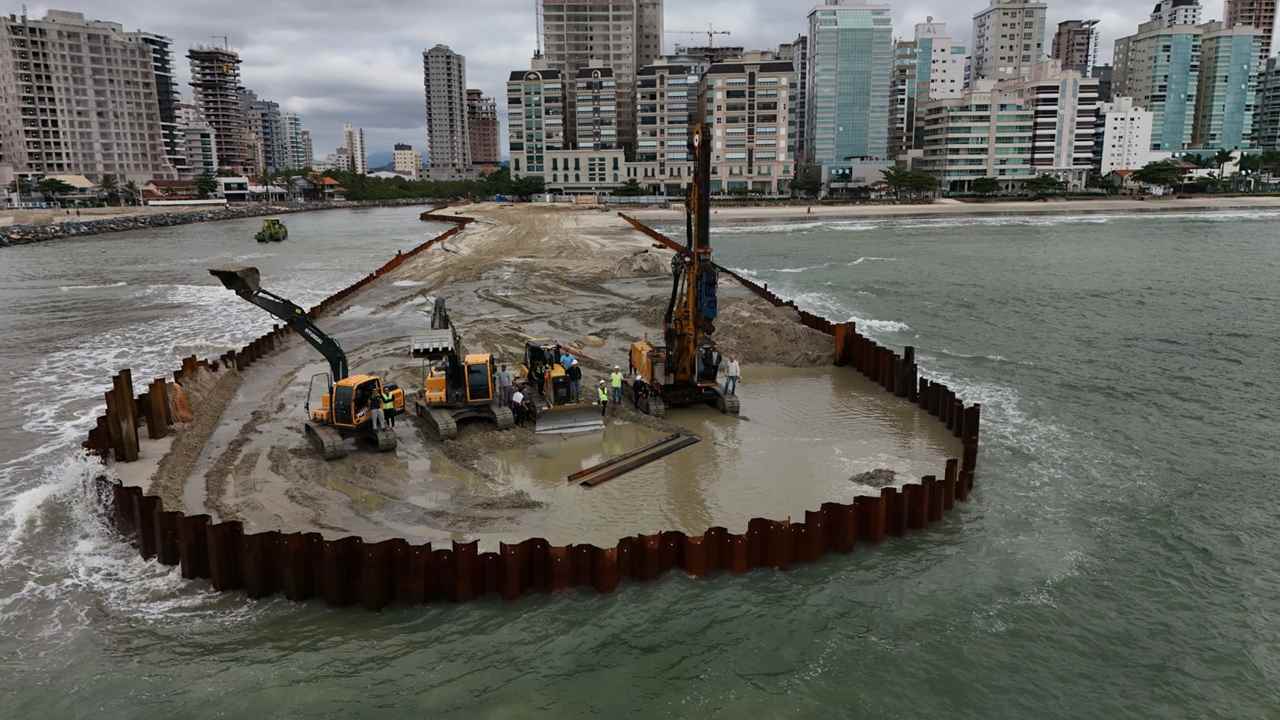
[81,210,982,609]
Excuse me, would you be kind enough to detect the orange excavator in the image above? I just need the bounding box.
[625,123,739,417]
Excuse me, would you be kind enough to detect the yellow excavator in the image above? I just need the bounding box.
[408,297,514,439]
[522,339,605,434]
[208,266,404,460]
[626,123,739,417]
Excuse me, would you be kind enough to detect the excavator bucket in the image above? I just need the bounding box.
[208,266,261,295]
[535,403,606,434]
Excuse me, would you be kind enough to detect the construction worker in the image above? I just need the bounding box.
[632,370,647,409]
[381,386,397,427]
[497,364,513,407]
[568,360,582,402]
[609,365,623,408]
[510,388,525,426]
[370,393,386,431]
[597,380,609,417]
[724,356,741,396]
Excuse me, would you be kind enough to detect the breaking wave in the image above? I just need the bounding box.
[59,281,127,291]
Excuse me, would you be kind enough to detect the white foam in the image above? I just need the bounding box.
[392,280,425,287]
[848,256,897,266]
[59,281,127,292]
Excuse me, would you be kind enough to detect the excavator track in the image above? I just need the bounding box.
[491,405,515,430]
[424,407,459,440]
[643,393,667,418]
[716,391,740,415]
[373,428,398,452]
[304,421,347,461]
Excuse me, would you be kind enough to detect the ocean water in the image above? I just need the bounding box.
[3,207,1279,717]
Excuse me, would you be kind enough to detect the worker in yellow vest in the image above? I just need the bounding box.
[381,387,396,428]
[609,365,623,409]
[597,380,609,417]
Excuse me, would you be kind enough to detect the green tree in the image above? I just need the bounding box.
[971,176,1000,196]
[124,180,140,206]
[791,162,822,197]
[880,167,911,199]
[1024,174,1065,197]
[906,170,938,197]
[613,178,646,197]
[37,178,75,205]
[196,172,218,199]
[1132,160,1184,191]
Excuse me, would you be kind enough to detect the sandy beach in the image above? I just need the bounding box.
[626,195,1280,224]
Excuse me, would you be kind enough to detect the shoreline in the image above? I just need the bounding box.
[0,197,441,247]
[626,195,1280,224]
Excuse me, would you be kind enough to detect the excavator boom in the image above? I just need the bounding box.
[208,266,349,382]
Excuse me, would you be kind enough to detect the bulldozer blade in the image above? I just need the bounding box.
[208,266,261,295]
[535,405,605,434]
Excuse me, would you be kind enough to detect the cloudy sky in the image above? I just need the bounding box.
[30,0,1228,161]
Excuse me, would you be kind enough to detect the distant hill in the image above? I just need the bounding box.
[367,150,393,168]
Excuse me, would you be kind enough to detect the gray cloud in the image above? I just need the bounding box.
[29,0,1224,160]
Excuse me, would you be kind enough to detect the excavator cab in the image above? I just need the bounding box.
[522,339,604,434]
[464,354,496,403]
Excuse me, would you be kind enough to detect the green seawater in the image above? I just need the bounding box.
[2,207,1278,718]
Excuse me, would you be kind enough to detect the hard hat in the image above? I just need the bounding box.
[614,365,620,369]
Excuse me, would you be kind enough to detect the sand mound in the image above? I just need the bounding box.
[613,249,671,277]
[714,299,833,367]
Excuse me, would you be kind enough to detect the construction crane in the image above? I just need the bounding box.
[665,24,731,49]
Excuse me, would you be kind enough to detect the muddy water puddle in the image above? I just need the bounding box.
[423,366,960,549]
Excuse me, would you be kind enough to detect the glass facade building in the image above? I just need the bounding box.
[805,0,893,166]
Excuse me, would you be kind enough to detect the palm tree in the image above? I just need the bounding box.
[98,174,119,206]
[1213,149,1235,179]
[124,180,140,206]
[37,178,75,206]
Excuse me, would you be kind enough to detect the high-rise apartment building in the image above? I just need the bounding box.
[1225,0,1275,67]
[889,19,967,159]
[507,61,566,180]
[919,61,1098,190]
[1113,20,1203,150]
[182,122,218,178]
[1150,0,1203,27]
[539,0,663,152]
[423,44,471,180]
[633,55,705,194]
[244,91,286,174]
[1093,64,1114,102]
[1051,20,1100,75]
[970,0,1048,81]
[806,0,893,168]
[343,122,367,175]
[777,35,809,161]
[1255,58,1280,149]
[704,53,794,196]
[139,33,185,177]
[300,129,313,169]
[1193,22,1260,149]
[573,61,619,149]
[0,10,172,182]
[281,112,306,170]
[189,46,251,173]
[1097,97,1169,173]
[465,88,500,168]
[393,143,421,179]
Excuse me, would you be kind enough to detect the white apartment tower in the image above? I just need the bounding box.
[0,10,173,182]
[343,122,367,175]
[704,53,795,196]
[423,44,471,180]
[393,143,421,179]
[574,60,619,150]
[539,0,664,152]
[1098,97,1168,173]
[971,0,1049,81]
[507,61,566,181]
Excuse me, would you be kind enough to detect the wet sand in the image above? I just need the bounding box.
[627,195,1280,224]
[153,203,959,549]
